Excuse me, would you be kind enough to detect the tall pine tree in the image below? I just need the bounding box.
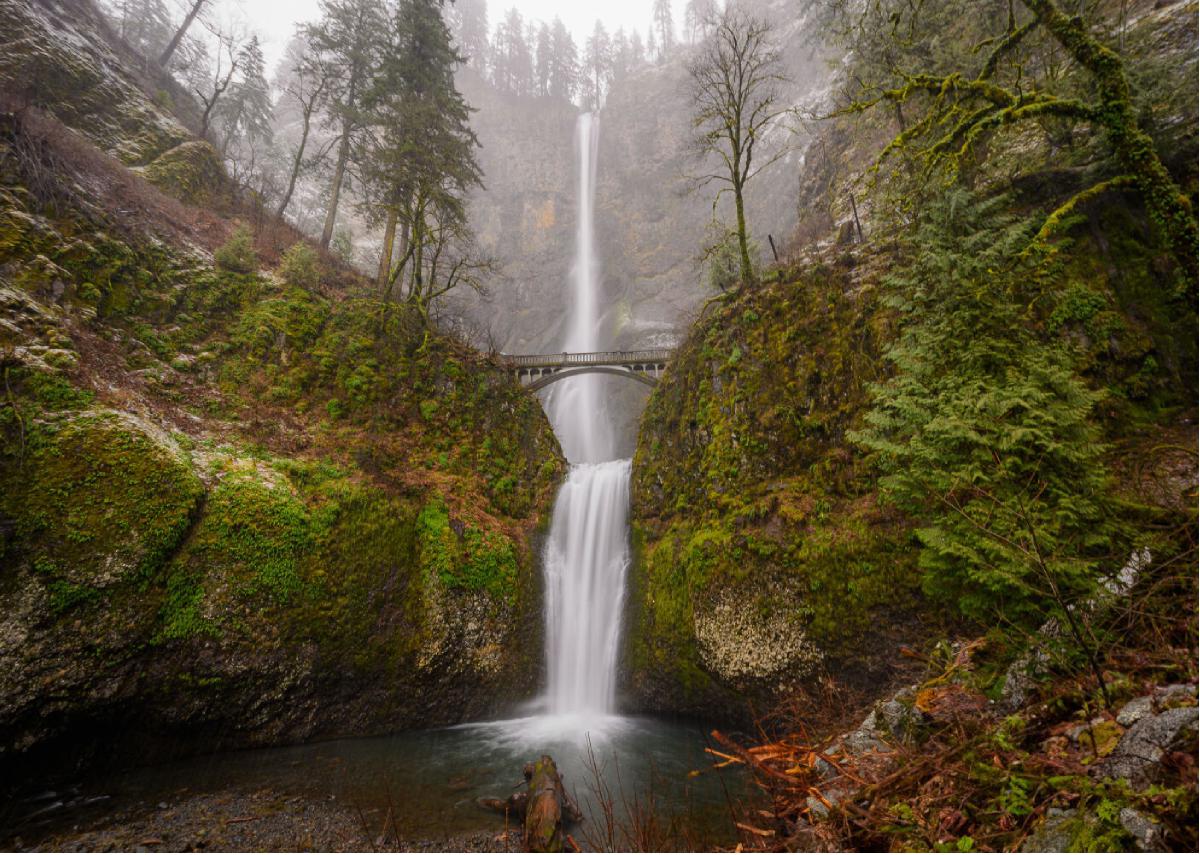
[306,0,386,248]
[652,0,674,59]
[547,18,578,102]
[216,35,273,156]
[447,0,489,70]
[364,0,482,316]
[582,21,612,111]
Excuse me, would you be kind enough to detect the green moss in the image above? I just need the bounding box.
[627,262,925,708]
[1,406,203,590]
[194,471,315,603]
[140,141,225,204]
[156,564,217,641]
[45,578,101,614]
[416,496,520,602]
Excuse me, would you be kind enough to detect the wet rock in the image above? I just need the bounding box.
[1000,642,1052,712]
[1091,706,1199,788]
[1116,696,1155,727]
[1020,807,1082,853]
[1119,807,1166,852]
[868,691,925,742]
[1153,683,1197,709]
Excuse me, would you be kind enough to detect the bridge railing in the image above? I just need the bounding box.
[500,349,673,369]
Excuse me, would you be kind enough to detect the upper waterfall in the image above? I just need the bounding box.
[547,112,614,464]
[541,113,632,719]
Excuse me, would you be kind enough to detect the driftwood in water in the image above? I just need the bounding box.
[478,755,583,852]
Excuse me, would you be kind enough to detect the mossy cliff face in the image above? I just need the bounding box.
[626,262,931,719]
[0,0,192,166]
[626,180,1193,720]
[0,106,563,777]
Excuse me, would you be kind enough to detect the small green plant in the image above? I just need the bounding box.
[214,225,258,274]
[331,229,354,264]
[707,230,760,292]
[278,241,320,289]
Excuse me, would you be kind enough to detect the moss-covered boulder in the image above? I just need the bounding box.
[0,404,204,757]
[140,140,224,205]
[625,263,937,719]
[0,360,556,772]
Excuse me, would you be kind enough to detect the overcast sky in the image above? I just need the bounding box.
[198,0,692,74]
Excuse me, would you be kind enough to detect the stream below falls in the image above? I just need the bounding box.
[8,716,749,848]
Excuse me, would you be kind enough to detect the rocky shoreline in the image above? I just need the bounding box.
[10,787,523,853]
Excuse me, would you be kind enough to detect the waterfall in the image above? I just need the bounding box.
[542,113,630,718]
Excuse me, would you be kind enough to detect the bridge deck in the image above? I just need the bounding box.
[500,348,672,370]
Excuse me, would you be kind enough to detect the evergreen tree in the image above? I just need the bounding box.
[364,0,483,317]
[582,21,612,111]
[491,7,533,95]
[104,0,174,59]
[610,27,630,82]
[306,0,386,248]
[645,26,658,64]
[447,0,489,70]
[534,22,553,97]
[628,30,645,67]
[652,0,674,59]
[685,0,719,42]
[547,18,579,102]
[216,36,273,155]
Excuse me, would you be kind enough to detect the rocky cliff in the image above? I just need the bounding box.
[623,254,936,720]
[0,0,563,782]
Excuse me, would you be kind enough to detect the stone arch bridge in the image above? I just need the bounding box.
[500,349,672,392]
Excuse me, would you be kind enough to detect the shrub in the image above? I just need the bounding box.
[278,241,320,289]
[850,191,1126,699]
[331,229,354,265]
[214,225,257,274]
[707,229,759,292]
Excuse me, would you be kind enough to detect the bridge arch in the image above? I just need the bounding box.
[526,365,658,392]
[502,348,671,392]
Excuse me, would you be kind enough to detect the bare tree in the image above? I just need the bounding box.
[275,42,330,220]
[689,7,791,286]
[833,0,1197,281]
[196,28,241,137]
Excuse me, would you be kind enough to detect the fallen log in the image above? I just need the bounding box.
[478,755,583,853]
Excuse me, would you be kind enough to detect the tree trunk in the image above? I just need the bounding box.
[276,107,313,221]
[733,179,753,285]
[523,755,583,853]
[158,0,206,68]
[377,203,398,291]
[478,755,583,853]
[320,131,351,249]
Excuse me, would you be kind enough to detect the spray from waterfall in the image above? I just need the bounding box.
[542,113,631,718]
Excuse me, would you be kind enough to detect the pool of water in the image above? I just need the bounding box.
[7,713,751,849]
